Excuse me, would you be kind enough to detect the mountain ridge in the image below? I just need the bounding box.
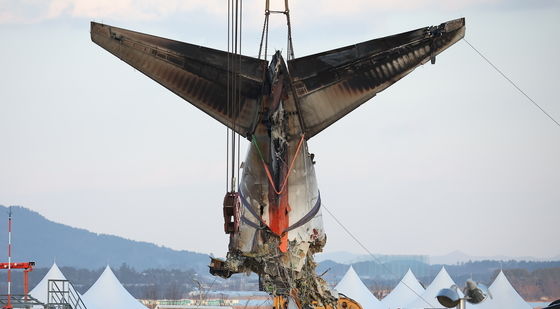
[315,250,560,265]
[0,205,209,271]
[2,205,558,274]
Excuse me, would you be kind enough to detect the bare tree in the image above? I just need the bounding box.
[143,284,159,300]
[165,281,182,300]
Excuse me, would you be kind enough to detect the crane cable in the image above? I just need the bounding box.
[258,0,295,60]
[226,0,243,192]
[225,0,230,192]
[257,0,270,60]
[284,0,295,60]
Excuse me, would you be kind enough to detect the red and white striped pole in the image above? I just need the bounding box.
[5,208,12,309]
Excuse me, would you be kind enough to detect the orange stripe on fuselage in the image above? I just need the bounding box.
[268,155,290,252]
[269,192,290,252]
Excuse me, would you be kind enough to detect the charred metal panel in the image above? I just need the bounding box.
[90,22,268,137]
[288,18,466,138]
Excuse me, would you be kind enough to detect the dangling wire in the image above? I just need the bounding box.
[463,38,560,129]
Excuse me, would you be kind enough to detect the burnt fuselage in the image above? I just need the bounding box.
[231,51,325,262]
[90,17,465,305]
[225,51,331,303]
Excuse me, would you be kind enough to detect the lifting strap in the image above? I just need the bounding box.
[251,134,305,195]
[239,190,322,234]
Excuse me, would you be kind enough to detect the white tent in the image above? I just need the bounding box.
[473,271,531,309]
[406,266,462,308]
[83,266,147,309]
[381,269,424,309]
[29,262,67,304]
[335,266,387,309]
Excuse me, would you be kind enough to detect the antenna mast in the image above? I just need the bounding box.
[4,208,12,309]
[1,208,35,308]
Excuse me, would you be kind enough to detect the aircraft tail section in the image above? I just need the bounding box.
[288,18,465,138]
[90,22,267,137]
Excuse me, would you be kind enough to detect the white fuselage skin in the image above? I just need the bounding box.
[228,52,326,272]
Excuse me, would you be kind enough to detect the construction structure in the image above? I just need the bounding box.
[0,209,43,309]
[1,210,86,309]
[45,279,88,309]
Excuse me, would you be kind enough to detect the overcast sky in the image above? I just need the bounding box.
[1,0,559,260]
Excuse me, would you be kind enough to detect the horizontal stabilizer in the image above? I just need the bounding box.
[288,18,466,138]
[91,22,268,137]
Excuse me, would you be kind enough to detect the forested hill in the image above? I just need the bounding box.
[0,205,209,271]
[0,206,558,301]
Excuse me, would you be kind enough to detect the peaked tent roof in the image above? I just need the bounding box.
[83,266,146,309]
[406,266,463,308]
[474,271,531,309]
[29,262,67,303]
[381,269,425,309]
[335,266,387,309]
